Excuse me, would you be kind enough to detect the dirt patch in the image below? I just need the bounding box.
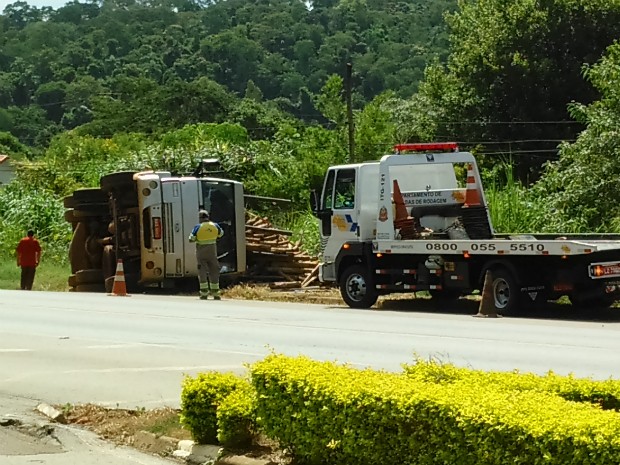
[59,404,287,463]
[61,404,190,450]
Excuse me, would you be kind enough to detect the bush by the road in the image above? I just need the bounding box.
[404,358,620,410]
[180,372,254,446]
[250,354,620,465]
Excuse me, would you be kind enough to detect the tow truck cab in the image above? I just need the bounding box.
[314,143,490,283]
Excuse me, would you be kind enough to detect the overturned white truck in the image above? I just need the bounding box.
[312,142,620,314]
[64,169,246,293]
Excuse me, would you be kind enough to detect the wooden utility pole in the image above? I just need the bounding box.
[345,62,355,163]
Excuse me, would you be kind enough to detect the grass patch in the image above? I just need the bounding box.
[0,259,70,291]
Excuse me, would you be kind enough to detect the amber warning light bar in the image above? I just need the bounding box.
[394,142,459,153]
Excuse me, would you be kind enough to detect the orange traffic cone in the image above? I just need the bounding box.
[110,259,130,297]
[463,163,482,207]
[392,180,409,221]
[473,271,500,318]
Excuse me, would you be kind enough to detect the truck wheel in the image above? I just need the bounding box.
[100,172,137,193]
[76,269,104,285]
[73,204,110,218]
[63,195,76,208]
[105,276,115,293]
[64,210,77,224]
[339,264,378,309]
[75,283,106,293]
[102,245,116,279]
[73,188,108,204]
[490,268,520,316]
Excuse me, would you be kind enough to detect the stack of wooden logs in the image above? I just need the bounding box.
[245,212,320,289]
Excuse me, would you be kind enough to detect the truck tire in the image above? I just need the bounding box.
[73,188,108,204]
[75,269,104,285]
[490,268,520,316]
[105,276,115,293]
[64,210,76,223]
[75,283,106,293]
[63,195,76,208]
[102,245,116,279]
[100,172,137,193]
[339,264,378,309]
[73,204,110,218]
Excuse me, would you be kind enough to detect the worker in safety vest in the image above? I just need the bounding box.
[189,210,224,300]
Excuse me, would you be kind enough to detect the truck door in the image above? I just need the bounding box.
[321,168,358,246]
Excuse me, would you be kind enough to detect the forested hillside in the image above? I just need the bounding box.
[0,0,454,147]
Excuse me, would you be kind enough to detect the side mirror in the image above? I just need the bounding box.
[310,189,319,217]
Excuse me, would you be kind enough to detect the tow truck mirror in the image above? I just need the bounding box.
[310,189,319,217]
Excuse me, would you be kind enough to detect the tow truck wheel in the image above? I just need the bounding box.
[340,264,378,309]
[490,268,520,316]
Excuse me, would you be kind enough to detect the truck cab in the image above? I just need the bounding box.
[132,172,246,286]
[65,170,246,293]
[314,142,490,283]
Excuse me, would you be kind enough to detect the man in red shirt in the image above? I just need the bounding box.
[16,230,42,290]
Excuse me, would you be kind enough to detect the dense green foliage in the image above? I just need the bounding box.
[532,42,620,231]
[251,354,620,465]
[0,0,454,145]
[405,0,620,178]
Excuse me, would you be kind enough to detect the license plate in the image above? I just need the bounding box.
[589,262,620,279]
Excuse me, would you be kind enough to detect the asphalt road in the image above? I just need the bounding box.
[2,290,620,409]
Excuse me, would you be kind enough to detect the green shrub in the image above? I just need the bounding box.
[251,354,620,465]
[404,358,620,410]
[180,372,252,444]
[216,385,257,448]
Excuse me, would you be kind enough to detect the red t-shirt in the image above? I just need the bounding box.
[16,236,41,267]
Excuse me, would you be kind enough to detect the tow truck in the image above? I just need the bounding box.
[311,142,620,314]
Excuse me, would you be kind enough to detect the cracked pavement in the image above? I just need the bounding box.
[0,394,177,465]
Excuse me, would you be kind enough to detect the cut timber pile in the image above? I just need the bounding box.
[245,212,320,289]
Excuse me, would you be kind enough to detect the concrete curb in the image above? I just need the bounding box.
[173,439,274,465]
[35,403,66,424]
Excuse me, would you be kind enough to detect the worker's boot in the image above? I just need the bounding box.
[199,282,210,300]
[210,283,221,300]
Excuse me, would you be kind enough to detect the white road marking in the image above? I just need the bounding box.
[0,349,31,353]
[86,344,143,349]
[61,365,244,374]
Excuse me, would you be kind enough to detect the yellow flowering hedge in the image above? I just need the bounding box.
[404,359,620,410]
[251,354,620,465]
[180,371,255,445]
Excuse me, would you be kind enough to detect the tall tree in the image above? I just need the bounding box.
[409,0,620,179]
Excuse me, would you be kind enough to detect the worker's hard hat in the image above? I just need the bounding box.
[199,210,209,219]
